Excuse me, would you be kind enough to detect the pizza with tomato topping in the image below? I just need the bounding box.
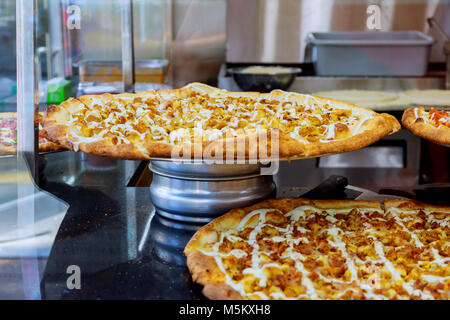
[402,107,450,145]
[184,198,449,300]
[41,83,400,160]
[0,112,63,155]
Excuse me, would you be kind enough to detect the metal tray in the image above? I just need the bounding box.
[307,31,433,76]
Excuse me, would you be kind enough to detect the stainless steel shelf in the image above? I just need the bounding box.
[219,65,446,93]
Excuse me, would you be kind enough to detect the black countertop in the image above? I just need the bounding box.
[34,152,196,299]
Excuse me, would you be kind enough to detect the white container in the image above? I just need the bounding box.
[307,31,434,77]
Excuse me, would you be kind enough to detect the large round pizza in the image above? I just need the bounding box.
[402,107,450,145]
[41,83,400,160]
[184,198,449,300]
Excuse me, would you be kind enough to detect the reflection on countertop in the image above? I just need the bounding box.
[37,151,205,299]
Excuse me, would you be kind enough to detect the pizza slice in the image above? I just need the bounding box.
[184,198,449,300]
[402,107,450,145]
[41,83,400,160]
[0,112,64,155]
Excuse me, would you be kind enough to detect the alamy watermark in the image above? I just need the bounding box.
[366,4,382,30]
[169,126,280,175]
[66,265,81,290]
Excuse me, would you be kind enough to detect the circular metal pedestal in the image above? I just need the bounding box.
[149,160,275,223]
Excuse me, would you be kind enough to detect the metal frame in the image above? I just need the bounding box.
[16,0,39,180]
[163,0,173,87]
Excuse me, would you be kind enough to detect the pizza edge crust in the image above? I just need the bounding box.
[0,144,17,155]
[184,198,383,300]
[42,85,401,160]
[385,199,450,213]
[402,107,450,145]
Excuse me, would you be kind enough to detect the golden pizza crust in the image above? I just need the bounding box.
[384,199,450,212]
[42,83,401,160]
[402,108,450,145]
[184,198,449,300]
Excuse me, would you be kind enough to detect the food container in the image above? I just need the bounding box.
[306,31,433,76]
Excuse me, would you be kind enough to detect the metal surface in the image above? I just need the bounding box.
[228,66,302,92]
[149,160,275,222]
[150,160,262,178]
[121,0,135,92]
[286,76,446,94]
[219,66,446,95]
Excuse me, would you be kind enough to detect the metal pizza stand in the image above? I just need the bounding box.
[145,149,392,222]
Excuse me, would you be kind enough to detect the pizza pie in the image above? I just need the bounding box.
[0,112,64,155]
[184,198,449,300]
[402,107,450,145]
[41,83,400,160]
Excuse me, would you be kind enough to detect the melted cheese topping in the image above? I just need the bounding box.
[198,205,449,300]
[63,86,374,154]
